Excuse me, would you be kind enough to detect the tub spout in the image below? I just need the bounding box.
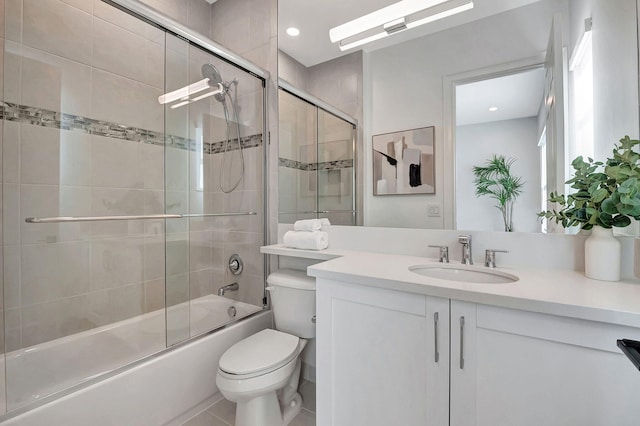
[218,282,239,296]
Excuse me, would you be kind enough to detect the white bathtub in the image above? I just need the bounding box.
[2,294,264,416]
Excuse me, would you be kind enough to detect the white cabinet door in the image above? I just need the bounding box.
[316,278,449,426]
[451,301,640,426]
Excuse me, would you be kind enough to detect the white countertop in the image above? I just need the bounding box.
[261,244,640,328]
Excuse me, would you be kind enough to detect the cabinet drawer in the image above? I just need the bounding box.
[477,304,640,353]
[317,278,427,316]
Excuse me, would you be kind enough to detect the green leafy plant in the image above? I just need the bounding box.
[473,155,524,232]
[539,136,640,229]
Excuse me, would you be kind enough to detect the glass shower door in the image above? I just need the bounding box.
[317,109,356,225]
[164,35,265,346]
[278,90,318,223]
[1,0,168,410]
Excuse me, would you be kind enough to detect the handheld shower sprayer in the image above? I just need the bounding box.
[201,64,245,193]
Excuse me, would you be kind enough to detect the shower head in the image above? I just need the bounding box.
[202,63,227,103]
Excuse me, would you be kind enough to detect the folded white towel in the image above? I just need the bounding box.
[294,219,322,232]
[283,230,329,250]
[319,218,331,228]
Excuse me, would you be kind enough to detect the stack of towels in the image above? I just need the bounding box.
[283,219,330,250]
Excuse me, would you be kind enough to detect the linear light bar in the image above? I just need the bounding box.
[158,78,212,104]
[332,0,473,51]
[168,84,224,109]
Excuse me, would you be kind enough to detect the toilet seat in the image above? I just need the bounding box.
[218,329,300,379]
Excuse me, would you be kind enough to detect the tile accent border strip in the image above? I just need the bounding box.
[0,102,262,154]
[279,157,354,171]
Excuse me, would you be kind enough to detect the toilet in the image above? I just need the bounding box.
[216,269,316,426]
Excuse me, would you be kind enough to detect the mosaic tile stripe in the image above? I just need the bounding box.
[0,102,262,154]
[279,158,353,171]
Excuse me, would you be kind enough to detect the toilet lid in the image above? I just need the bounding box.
[219,329,300,376]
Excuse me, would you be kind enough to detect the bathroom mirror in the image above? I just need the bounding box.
[278,0,640,232]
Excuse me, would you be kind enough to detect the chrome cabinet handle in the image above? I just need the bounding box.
[460,316,465,369]
[434,312,439,363]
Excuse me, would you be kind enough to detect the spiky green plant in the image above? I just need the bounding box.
[473,155,524,232]
[539,136,640,229]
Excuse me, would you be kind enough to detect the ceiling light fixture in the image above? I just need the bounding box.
[569,18,592,71]
[330,0,474,51]
[286,27,301,37]
[489,106,498,112]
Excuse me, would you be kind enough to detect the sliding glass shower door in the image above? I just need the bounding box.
[0,0,266,413]
[164,34,265,346]
[278,88,356,225]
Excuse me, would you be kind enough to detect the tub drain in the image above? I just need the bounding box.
[228,306,237,318]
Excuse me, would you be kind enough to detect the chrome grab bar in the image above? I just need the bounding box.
[25,211,257,223]
[279,210,357,214]
[182,212,257,218]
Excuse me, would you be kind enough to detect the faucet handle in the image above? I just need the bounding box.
[428,245,449,263]
[485,249,508,268]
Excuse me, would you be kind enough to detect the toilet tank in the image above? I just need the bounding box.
[266,269,316,338]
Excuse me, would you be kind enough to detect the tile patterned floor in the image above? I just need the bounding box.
[182,381,316,426]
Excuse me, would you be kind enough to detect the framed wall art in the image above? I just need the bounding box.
[372,126,435,195]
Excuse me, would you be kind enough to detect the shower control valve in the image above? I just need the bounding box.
[228,254,243,275]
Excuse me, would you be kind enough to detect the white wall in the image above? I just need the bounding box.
[456,117,541,233]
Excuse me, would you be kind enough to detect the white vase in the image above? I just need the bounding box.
[584,227,621,281]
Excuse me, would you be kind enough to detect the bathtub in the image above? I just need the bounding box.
[1,294,267,422]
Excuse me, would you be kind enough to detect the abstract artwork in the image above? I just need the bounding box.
[372,126,435,195]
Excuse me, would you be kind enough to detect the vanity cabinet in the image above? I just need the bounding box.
[316,279,450,426]
[450,301,640,426]
[317,278,640,426]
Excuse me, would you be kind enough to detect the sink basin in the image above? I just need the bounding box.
[409,264,518,284]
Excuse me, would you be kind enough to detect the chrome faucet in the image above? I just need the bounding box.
[458,234,473,265]
[218,282,239,296]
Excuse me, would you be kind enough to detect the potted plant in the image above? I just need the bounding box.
[473,155,524,232]
[539,136,640,281]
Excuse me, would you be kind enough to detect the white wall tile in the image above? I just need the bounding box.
[23,0,92,65]
[3,184,20,245]
[108,282,144,322]
[4,41,21,104]
[3,245,20,309]
[92,69,163,133]
[90,237,144,291]
[22,40,95,116]
[5,0,21,43]
[20,241,91,305]
[3,121,20,184]
[20,124,60,185]
[91,135,143,189]
[60,130,92,186]
[92,17,147,83]
[93,0,148,37]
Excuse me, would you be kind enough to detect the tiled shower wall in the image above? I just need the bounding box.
[2,0,168,351]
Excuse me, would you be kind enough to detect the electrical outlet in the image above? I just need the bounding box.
[428,205,441,217]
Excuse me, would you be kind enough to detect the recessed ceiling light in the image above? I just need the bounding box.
[489,106,498,112]
[286,27,300,37]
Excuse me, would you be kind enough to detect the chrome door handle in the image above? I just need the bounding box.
[434,312,439,363]
[460,316,465,369]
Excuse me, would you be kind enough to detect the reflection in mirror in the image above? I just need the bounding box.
[279,0,639,232]
[278,87,357,225]
[455,67,545,233]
